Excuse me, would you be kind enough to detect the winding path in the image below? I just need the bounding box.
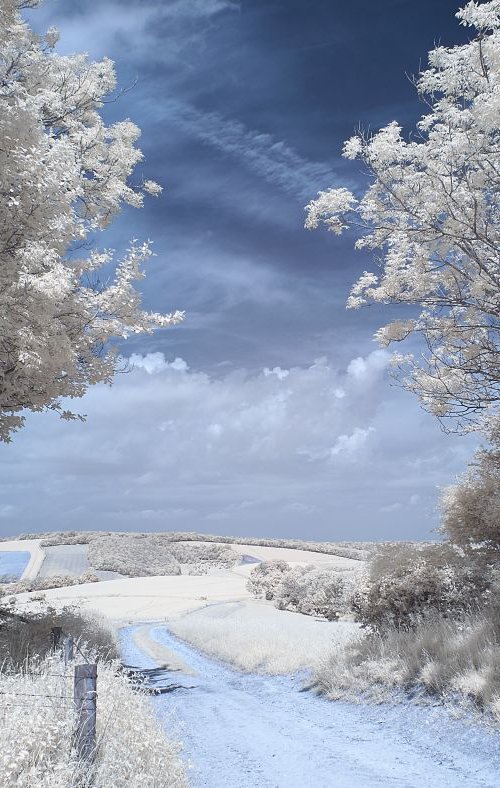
[120,624,500,788]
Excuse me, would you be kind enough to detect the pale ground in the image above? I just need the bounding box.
[8,537,362,674]
[122,625,500,788]
[9,537,362,626]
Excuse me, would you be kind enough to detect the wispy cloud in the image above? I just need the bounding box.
[159,100,339,201]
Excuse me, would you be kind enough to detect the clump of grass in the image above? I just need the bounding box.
[0,605,119,669]
[0,653,186,787]
[314,607,500,721]
[0,607,186,786]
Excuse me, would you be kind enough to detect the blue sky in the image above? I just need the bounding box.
[1,0,477,541]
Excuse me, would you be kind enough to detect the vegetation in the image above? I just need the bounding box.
[306,1,500,430]
[0,0,183,442]
[0,606,186,787]
[87,535,182,577]
[247,560,360,620]
[0,572,99,597]
[350,543,493,631]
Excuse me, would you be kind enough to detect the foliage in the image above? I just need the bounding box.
[0,0,183,441]
[274,565,358,620]
[305,1,500,428]
[40,532,101,547]
[0,572,99,596]
[314,604,500,723]
[87,535,182,577]
[87,533,239,576]
[246,560,291,600]
[8,529,373,561]
[441,417,500,550]
[0,604,119,667]
[351,543,493,631]
[0,653,186,787]
[247,560,360,620]
[166,541,239,569]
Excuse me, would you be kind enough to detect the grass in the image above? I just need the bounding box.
[313,608,500,723]
[0,654,186,787]
[0,606,186,786]
[169,602,359,674]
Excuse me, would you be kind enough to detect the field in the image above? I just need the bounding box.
[2,532,500,787]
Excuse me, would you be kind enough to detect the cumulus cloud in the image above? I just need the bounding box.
[329,426,375,460]
[0,350,476,539]
[129,353,189,374]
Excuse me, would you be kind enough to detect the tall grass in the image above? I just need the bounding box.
[314,608,500,722]
[0,605,187,786]
[169,603,359,674]
[0,654,187,787]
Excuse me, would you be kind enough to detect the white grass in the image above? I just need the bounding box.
[168,601,360,674]
[0,654,187,787]
[314,611,500,722]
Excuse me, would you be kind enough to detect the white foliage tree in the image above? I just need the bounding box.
[305,1,500,429]
[0,0,183,441]
[441,416,500,550]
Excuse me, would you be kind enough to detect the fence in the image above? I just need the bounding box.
[0,626,99,784]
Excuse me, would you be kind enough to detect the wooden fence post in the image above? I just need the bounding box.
[74,663,97,762]
[51,626,62,652]
[64,635,74,666]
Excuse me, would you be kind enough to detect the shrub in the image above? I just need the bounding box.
[0,572,99,596]
[247,561,360,620]
[274,566,358,620]
[246,560,291,600]
[351,543,492,631]
[166,542,239,568]
[88,535,181,577]
[0,605,119,668]
[314,601,500,723]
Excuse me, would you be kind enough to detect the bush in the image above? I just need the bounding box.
[246,560,291,600]
[166,542,239,568]
[314,601,500,722]
[0,605,119,668]
[88,535,181,577]
[247,561,360,620]
[274,566,357,620]
[351,543,492,631]
[0,572,99,596]
[40,532,101,546]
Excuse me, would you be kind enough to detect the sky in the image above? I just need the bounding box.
[0,0,479,541]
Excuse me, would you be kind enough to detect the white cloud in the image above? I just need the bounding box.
[162,100,338,200]
[0,349,476,539]
[347,349,390,382]
[329,426,375,460]
[129,353,189,374]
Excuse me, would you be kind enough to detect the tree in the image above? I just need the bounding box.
[441,416,500,550]
[305,1,500,431]
[0,0,183,441]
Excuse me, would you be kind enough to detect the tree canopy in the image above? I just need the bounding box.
[0,0,183,441]
[306,1,500,431]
